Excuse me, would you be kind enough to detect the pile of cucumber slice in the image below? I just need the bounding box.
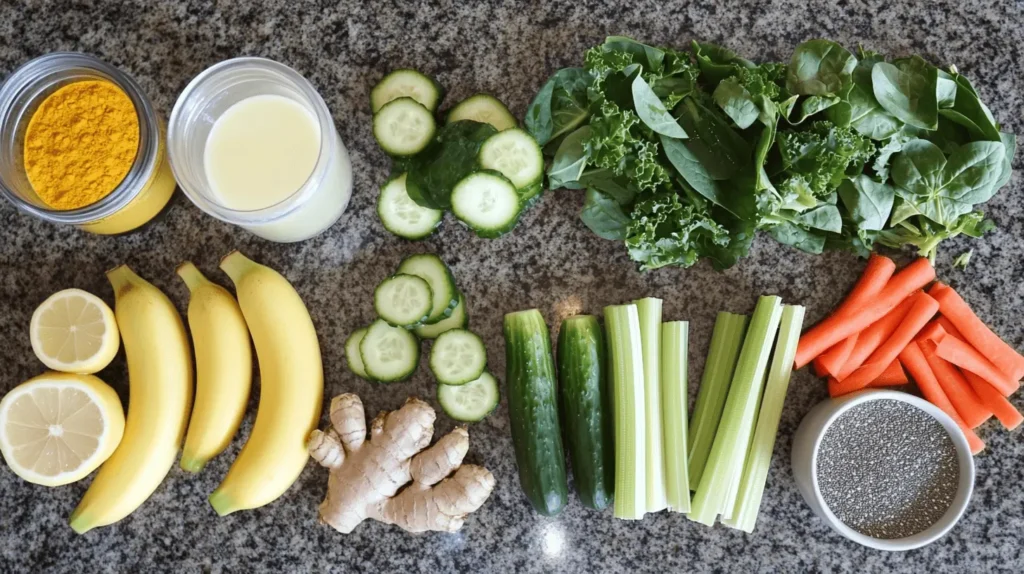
[343,253,499,422]
[370,69,545,241]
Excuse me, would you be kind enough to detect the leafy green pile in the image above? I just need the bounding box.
[526,37,1016,270]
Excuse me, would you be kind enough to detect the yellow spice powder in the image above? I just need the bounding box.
[23,80,140,210]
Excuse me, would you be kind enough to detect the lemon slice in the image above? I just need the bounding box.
[0,373,125,486]
[30,289,120,374]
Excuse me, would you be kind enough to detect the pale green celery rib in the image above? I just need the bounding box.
[687,312,749,488]
[605,304,646,520]
[723,305,805,533]
[634,297,667,513]
[688,296,782,526]
[661,321,691,513]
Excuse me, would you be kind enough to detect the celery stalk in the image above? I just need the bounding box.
[722,305,805,533]
[604,304,646,520]
[687,312,748,487]
[634,298,667,512]
[688,296,782,526]
[661,321,691,512]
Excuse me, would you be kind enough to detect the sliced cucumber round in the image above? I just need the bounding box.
[378,174,443,240]
[374,274,434,328]
[372,97,436,157]
[478,128,544,188]
[371,69,443,113]
[429,328,487,385]
[446,94,517,131]
[451,171,522,238]
[345,327,371,380]
[396,254,459,324]
[438,372,500,422]
[359,319,420,382]
[414,293,468,339]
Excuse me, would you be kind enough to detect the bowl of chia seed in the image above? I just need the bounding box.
[791,390,975,551]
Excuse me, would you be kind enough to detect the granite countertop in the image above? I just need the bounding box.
[1,1,1022,572]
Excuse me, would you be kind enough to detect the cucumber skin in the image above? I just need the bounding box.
[557,315,615,510]
[504,309,568,516]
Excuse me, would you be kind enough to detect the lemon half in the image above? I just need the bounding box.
[0,373,125,487]
[30,289,120,374]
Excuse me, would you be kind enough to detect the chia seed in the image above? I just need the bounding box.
[816,398,960,539]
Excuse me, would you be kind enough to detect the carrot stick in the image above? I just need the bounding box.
[817,335,858,378]
[830,292,939,396]
[812,356,828,377]
[835,296,918,380]
[796,258,933,368]
[900,341,985,454]
[915,320,947,344]
[965,370,1023,431]
[921,340,992,429]
[929,283,1024,381]
[934,335,1020,397]
[868,360,908,387]
[935,316,964,339]
[815,255,896,375]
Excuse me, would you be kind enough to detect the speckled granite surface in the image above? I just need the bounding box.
[1,1,1022,572]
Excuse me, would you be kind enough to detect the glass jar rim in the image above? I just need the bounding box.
[167,57,337,224]
[0,52,161,224]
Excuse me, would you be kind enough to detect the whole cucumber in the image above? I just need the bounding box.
[558,315,614,510]
[504,309,568,516]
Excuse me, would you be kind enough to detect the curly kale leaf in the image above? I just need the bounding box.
[775,121,875,197]
[625,193,730,270]
[584,100,670,193]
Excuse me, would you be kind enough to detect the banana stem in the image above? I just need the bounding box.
[106,265,140,299]
[219,251,254,284]
[176,261,209,292]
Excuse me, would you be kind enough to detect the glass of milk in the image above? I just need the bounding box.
[168,57,352,242]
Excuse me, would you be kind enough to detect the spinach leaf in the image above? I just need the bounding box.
[838,175,895,230]
[938,72,1001,141]
[406,120,498,209]
[580,188,630,240]
[660,134,756,220]
[768,221,826,254]
[712,77,760,129]
[786,95,841,124]
[578,168,636,205]
[674,96,751,180]
[548,126,591,189]
[827,53,903,139]
[603,36,665,73]
[992,132,1017,191]
[632,74,688,137]
[786,39,856,96]
[871,58,938,130]
[892,139,1005,225]
[936,68,957,108]
[526,67,592,147]
[794,204,843,232]
[691,40,755,85]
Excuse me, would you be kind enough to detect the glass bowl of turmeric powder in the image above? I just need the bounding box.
[0,52,177,234]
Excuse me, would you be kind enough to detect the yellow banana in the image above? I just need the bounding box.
[69,265,193,534]
[177,262,252,473]
[210,251,323,515]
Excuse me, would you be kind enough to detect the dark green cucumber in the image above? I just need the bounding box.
[557,315,614,510]
[504,309,568,516]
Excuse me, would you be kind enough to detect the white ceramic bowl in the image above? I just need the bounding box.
[791,389,974,551]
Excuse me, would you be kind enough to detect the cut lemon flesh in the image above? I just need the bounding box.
[30,289,120,374]
[0,373,125,486]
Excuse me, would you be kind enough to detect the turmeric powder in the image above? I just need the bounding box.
[23,80,140,210]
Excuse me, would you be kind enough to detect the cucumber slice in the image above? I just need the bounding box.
[377,174,443,240]
[447,94,517,131]
[372,98,436,157]
[359,319,420,382]
[414,293,468,339]
[345,327,371,380]
[518,181,544,208]
[429,328,487,385]
[396,254,459,324]
[451,171,522,238]
[374,274,434,328]
[438,372,500,422]
[371,69,443,113]
[478,128,544,188]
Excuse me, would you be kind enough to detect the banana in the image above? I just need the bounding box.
[69,265,193,534]
[210,251,323,515]
[177,262,252,473]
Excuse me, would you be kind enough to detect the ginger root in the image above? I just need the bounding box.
[307,393,495,533]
